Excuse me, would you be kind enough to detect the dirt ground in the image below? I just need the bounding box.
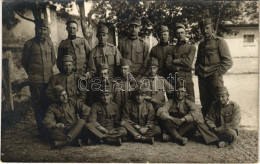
[1,74,259,162]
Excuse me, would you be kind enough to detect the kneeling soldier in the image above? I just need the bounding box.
[205,86,241,148]
[121,88,161,145]
[85,86,127,146]
[157,83,219,146]
[43,85,91,149]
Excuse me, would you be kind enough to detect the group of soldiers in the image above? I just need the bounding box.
[21,17,241,149]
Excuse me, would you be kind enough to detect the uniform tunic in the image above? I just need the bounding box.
[88,43,122,78]
[57,37,91,73]
[119,37,150,77]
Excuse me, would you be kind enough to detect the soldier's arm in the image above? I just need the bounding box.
[145,103,155,128]
[139,42,150,76]
[50,40,56,66]
[163,78,174,93]
[43,108,57,130]
[183,100,201,123]
[205,103,217,130]
[173,45,196,68]
[156,101,172,120]
[57,42,64,72]
[149,47,156,58]
[217,39,233,75]
[21,41,30,74]
[87,49,96,78]
[195,43,202,74]
[224,103,241,130]
[72,99,91,121]
[84,39,91,72]
[45,76,57,103]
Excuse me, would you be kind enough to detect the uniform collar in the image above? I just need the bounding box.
[159,41,168,46]
[129,36,138,40]
[68,35,76,40]
[177,40,186,45]
[98,42,107,48]
[205,34,215,41]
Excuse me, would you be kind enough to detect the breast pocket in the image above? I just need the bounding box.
[77,42,86,55]
[135,50,144,64]
[45,49,53,61]
[224,113,232,123]
[107,53,115,65]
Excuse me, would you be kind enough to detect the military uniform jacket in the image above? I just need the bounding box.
[150,43,173,77]
[122,101,155,128]
[205,100,241,131]
[141,75,174,105]
[43,99,91,130]
[45,72,86,103]
[157,98,204,123]
[119,37,150,77]
[89,101,121,129]
[57,37,91,73]
[195,35,233,78]
[88,43,122,77]
[166,41,196,74]
[22,37,56,83]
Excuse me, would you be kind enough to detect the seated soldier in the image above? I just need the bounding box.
[205,86,241,148]
[114,58,136,113]
[140,57,174,110]
[85,86,127,146]
[46,55,87,103]
[121,88,161,145]
[43,85,91,149]
[157,83,219,146]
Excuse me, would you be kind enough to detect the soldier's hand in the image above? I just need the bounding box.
[56,123,65,129]
[213,127,223,134]
[170,117,182,127]
[139,127,148,134]
[134,124,141,130]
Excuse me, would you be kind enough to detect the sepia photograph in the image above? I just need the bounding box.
[1,0,259,162]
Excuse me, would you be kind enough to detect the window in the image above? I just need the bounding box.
[243,35,255,44]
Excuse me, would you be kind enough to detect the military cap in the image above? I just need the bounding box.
[147,57,159,67]
[158,25,169,34]
[129,17,141,26]
[53,85,65,96]
[199,18,213,27]
[175,23,186,30]
[216,86,229,95]
[97,24,109,34]
[100,85,113,93]
[120,58,132,67]
[98,63,109,72]
[66,19,78,26]
[62,55,74,62]
[35,19,48,28]
[176,78,186,91]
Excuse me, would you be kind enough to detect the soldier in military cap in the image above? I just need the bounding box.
[157,81,219,146]
[86,86,127,146]
[88,24,122,78]
[166,23,196,102]
[121,87,161,145]
[46,55,87,103]
[21,19,56,137]
[114,58,136,112]
[57,19,91,75]
[43,85,91,149]
[205,86,241,148]
[140,57,174,109]
[195,18,233,117]
[119,17,150,79]
[150,25,173,78]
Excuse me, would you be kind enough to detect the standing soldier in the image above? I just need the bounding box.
[121,88,161,145]
[195,18,233,117]
[88,24,122,78]
[43,85,90,149]
[119,17,150,79]
[86,86,127,146]
[150,25,173,78]
[166,23,196,102]
[57,19,91,75]
[45,55,87,103]
[205,86,241,148]
[114,58,136,112]
[140,57,174,109]
[21,19,56,137]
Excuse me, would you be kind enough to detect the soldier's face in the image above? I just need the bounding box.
[176,28,186,41]
[148,66,158,77]
[120,65,131,77]
[36,26,48,39]
[129,24,140,36]
[218,93,229,105]
[100,69,109,80]
[159,31,169,43]
[100,93,111,104]
[59,90,68,103]
[97,33,108,44]
[63,61,73,74]
[176,87,186,100]
[203,24,214,37]
[135,93,146,104]
[66,23,78,36]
